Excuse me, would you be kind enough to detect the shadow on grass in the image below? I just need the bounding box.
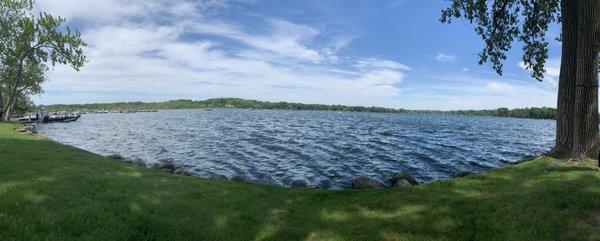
[1,138,600,241]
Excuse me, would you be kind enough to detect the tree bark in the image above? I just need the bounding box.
[571,0,600,159]
[552,0,578,156]
[0,87,4,121]
[2,61,23,121]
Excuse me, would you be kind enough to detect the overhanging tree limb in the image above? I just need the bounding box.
[441,0,559,81]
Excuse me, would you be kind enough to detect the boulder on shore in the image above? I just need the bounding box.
[317,180,332,190]
[210,174,228,180]
[388,172,419,187]
[351,176,385,189]
[290,180,308,188]
[106,154,124,161]
[129,158,146,168]
[231,175,249,182]
[452,171,473,178]
[151,158,176,171]
[174,168,191,176]
[17,125,37,134]
[393,178,413,188]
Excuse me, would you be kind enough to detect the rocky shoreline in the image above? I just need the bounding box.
[104,153,476,190]
[107,155,192,176]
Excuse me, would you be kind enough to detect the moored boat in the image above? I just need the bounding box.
[56,115,81,123]
[14,116,39,123]
[15,112,81,124]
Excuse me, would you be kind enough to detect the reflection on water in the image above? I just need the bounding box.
[38,109,554,188]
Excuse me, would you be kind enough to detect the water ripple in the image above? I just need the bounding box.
[38,109,555,188]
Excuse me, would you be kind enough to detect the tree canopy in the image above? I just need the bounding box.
[0,0,86,120]
[441,0,561,81]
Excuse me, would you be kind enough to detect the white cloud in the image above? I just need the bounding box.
[519,59,560,87]
[356,58,411,71]
[35,0,255,22]
[435,53,457,62]
[34,1,409,106]
[36,0,145,22]
[486,82,515,92]
[191,19,325,63]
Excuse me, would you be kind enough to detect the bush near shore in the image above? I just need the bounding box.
[0,123,598,240]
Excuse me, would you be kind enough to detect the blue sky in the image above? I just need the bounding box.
[34,0,562,110]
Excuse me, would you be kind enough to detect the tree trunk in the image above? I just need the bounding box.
[2,61,23,121]
[552,0,578,156]
[571,0,600,159]
[0,87,4,121]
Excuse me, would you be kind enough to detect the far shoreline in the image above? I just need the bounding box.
[36,97,557,120]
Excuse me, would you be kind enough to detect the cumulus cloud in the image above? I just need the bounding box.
[435,53,457,62]
[190,19,325,63]
[34,0,409,106]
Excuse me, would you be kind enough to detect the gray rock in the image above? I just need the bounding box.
[174,168,191,176]
[388,172,419,186]
[392,178,413,188]
[452,171,473,178]
[231,175,248,182]
[160,168,174,174]
[317,180,332,190]
[106,154,124,161]
[351,176,385,189]
[152,158,176,170]
[290,180,308,188]
[129,158,146,168]
[255,179,276,186]
[210,174,228,180]
[18,125,37,134]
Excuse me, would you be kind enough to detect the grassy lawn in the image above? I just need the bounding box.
[0,123,599,241]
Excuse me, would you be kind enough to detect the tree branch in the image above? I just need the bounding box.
[492,0,511,27]
[19,42,45,63]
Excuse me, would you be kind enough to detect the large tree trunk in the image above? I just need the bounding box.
[571,0,600,159]
[552,0,578,156]
[0,88,4,121]
[2,62,23,121]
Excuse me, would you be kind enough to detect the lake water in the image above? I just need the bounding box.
[38,109,555,188]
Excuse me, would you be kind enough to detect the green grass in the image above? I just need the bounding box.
[0,123,599,241]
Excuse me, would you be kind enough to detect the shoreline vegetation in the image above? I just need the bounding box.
[1,123,599,240]
[39,98,557,120]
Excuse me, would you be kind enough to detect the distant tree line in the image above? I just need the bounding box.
[41,98,400,113]
[39,98,558,120]
[436,107,556,120]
